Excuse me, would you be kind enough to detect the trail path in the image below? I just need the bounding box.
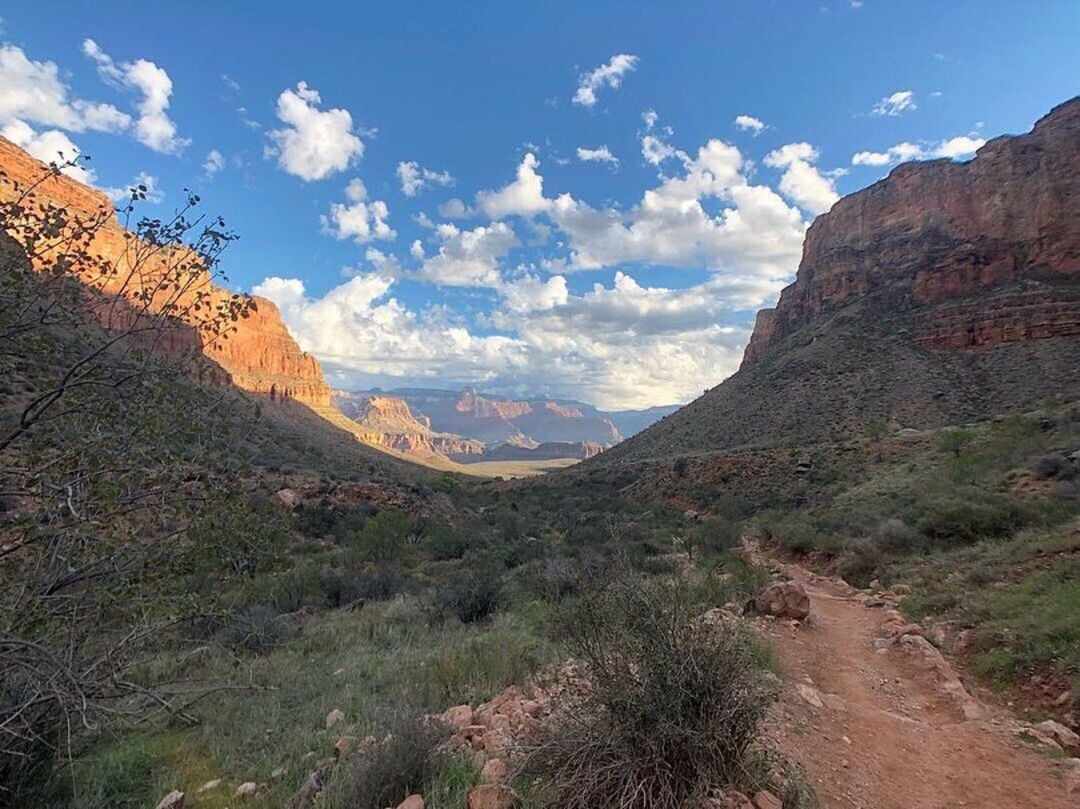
[759,564,1077,808]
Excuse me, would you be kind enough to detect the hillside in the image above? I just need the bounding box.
[594,97,1080,469]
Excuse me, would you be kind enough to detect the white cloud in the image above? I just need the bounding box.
[576,145,619,167]
[396,160,454,197]
[321,178,395,244]
[547,138,806,279]
[642,109,658,129]
[763,142,839,215]
[257,266,772,409]
[933,135,986,159]
[0,120,95,183]
[438,197,473,219]
[82,39,188,154]
[641,133,679,166]
[414,221,519,287]
[476,153,551,219]
[0,43,130,133]
[266,81,364,181]
[102,171,163,204]
[203,148,225,178]
[871,89,916,117]
[572,53,639,107]
[852,134,986,167]
[734,114,766,135]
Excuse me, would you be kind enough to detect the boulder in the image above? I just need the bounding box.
[234,782,258,800]
[333,735,358,759]
[1034,719,1080,750]
[195,779,222,794]
[397,796,425,809]
[155,790,185,809]
[275,488,301,508]
[467,784,514,809]
[796,683,824,708]
[753,581,810,620]
[444,704,473,729]
[480,757,508,784]
[325,708,345,729]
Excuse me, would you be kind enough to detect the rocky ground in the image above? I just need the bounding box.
[757,563,1080,808]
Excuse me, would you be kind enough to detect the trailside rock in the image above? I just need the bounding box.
[754,581,810,620]
[480,757,508,784]
[155,790,185,809]
[467,783,514,809]
[234,782,258,800]
[325,708,345,729]
[1034,719,1080,750]
[396,796,425,809]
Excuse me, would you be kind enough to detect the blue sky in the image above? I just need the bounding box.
[2,1,1078,408]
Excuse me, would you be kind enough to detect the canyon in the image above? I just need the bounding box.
[600,96,1080,469]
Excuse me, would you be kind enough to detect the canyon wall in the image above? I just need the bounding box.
[0,136,331,409]
[742,96,1080,366]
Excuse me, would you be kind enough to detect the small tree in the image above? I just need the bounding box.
[938,427,974,458]
[0,154,255,799]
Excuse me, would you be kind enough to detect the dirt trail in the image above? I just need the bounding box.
[760,565,1076,808]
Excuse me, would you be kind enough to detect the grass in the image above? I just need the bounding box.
[46,597,555,809]
[890,519,1080,687]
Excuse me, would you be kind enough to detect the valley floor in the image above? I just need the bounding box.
[761,563,1075,808]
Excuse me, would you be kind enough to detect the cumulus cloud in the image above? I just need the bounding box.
[476,153,551,219]
[203,148,225,178]
[396,160,454,196]
[573,53,638,107]
[546,139,807,279]
[321,178,395,244]
[871,89,916,117]
[266,81,364,181]
[852,134,986,166]
[82,39,188,154]
[256,265,769,408]
[763,142,839,215]
[642,109,658,129]
[0,43,130,134]
[414,222,519,287]
[102,171,163,204]
[641,132,680,166]
[0,120,94,183]
[438,197,474,219]
[734,114,766,135]
[576,145,619,167]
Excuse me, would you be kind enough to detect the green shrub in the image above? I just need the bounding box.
[435,567,502,623]
[318,565,411,606]
[691,517,742,557]
[835,539,883,587]
[521,575,773,808]
[915,496,1036,547]
[218,605,294,653]
[353,510,413,562]
[325,712,449,809]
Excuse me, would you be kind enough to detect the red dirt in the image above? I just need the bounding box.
[761,567,1076,808]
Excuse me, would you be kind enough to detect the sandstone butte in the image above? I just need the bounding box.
[347,395,486,458]
[0,134,333,412]
[742,95,1080,367]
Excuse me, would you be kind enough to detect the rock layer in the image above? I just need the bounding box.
[0,136,331,409]
[743,96,1080,366]
[594,97,1080,465]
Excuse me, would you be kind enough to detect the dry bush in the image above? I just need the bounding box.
[519,574,773,809]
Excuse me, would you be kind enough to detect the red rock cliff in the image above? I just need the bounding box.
[742,96,1080,366]
[0,136,331,408]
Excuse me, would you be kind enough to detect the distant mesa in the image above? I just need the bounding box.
[332,387,678,467]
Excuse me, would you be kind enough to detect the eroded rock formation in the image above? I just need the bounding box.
[0,136,331,409]
[743,96,1080,366]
